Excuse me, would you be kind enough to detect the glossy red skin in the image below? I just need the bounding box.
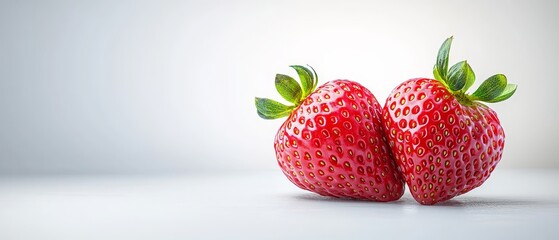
[274,80,405,201]
[382,78,505,205]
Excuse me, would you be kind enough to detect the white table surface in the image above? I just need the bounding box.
[1,169,558,240]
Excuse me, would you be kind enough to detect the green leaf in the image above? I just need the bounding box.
[435,36,453,82]
[255,97,294,119]
[462,62,476,91]
[433,65,443,82]
[447,60,475,92]
[307,65,318,89]
[290,65,314,97]
[471,74,507,102]
[486,84,517,103]
[275,74,302,104]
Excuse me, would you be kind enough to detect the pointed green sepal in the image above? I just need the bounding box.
[255,65,320,120]
[433,65,444,82]
[307,65,318,89]
[447,60,475,91]
[275,74,302,104]
[462,62,476,91]
[471,74,507,101]
[255,97,295,119]
[290,65,314,97]
[486,84,517,103]
[435,36,453,83]
[430,37,516,105]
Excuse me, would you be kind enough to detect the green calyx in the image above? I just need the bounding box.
[255,65,318,119]
[433,36,517,105]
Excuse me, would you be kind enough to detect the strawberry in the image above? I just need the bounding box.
[255,65,404,201]
[382,37,517,205]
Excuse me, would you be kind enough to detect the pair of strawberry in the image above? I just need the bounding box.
[255,37,517,205]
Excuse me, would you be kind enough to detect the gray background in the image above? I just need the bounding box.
[1,0,558,175]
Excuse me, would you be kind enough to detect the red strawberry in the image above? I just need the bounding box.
[256,65,404,201]
[382,37,517,205]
